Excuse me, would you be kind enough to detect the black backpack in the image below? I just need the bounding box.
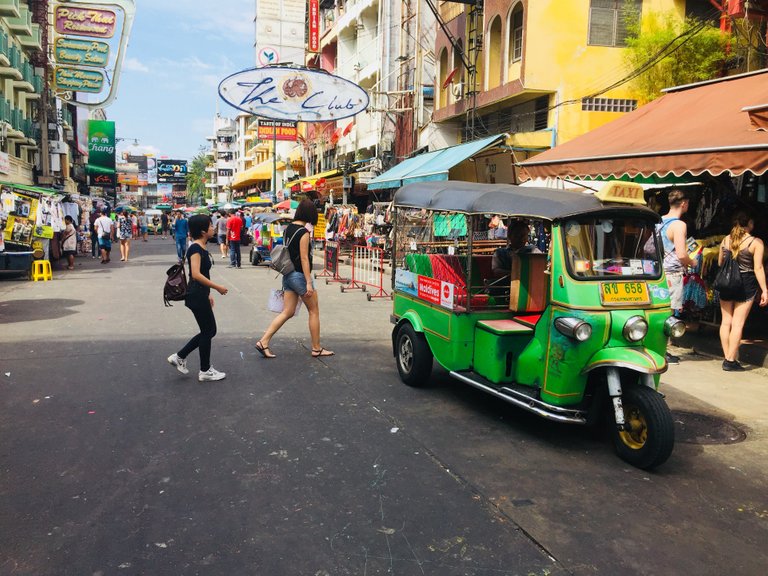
[164,263,188,306]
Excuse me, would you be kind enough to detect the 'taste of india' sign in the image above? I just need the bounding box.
[55,6,117,39]
[218,66,369,123]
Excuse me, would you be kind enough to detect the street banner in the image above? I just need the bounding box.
[87,119,116,187]
[147,157,157,185]
[157,159,188,184]
[218,66,369,122]
[308,0,319,52]
[257,120,298,141]
[127,154,149,185]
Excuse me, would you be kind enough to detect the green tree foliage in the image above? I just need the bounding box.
[186,148,212,205]
[623,10,726,103]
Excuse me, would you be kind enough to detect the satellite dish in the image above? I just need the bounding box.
[441,67,459,89]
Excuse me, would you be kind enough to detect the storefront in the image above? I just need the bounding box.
[367,133,512,198]
[520,69,768,333]
[1,182,94,277]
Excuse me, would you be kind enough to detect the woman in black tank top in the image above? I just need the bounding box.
[255,200,335,359]
[718,212,768,371]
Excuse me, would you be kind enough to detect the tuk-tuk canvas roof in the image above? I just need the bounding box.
[521,69,768,181]
[394,181,658,220]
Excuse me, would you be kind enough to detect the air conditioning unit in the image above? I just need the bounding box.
[452,82,463,101]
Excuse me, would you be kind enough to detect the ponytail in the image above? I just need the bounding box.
[729,211,750,256]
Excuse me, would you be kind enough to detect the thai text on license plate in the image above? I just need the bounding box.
[600,282,650,305]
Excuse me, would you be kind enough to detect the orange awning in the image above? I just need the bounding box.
[521,69,768,181]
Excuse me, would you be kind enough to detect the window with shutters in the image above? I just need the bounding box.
[510,4,524,62]
[588,0,642,47]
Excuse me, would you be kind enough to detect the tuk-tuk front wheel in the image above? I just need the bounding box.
[612,385,674,470]
[395,323,432,387]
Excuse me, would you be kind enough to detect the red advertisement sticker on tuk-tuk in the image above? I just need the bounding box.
[417,275,454,309]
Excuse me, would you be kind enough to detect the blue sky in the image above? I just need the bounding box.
[108,0,254,162]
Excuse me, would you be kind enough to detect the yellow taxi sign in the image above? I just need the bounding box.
[595,181,646,205]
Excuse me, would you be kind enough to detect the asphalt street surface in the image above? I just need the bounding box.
[1,238,767,575]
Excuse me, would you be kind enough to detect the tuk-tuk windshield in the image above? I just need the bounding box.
[563,216,661,280]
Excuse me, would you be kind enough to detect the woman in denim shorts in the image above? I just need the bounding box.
[255,200,334,359]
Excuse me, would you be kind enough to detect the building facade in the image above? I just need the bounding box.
[431,0,720,159]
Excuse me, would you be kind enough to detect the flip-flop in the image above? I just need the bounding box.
[255,341,276,359]
[311,348,335,358]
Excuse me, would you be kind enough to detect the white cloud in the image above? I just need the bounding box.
[145,0,253,41]
[123,57,149,73]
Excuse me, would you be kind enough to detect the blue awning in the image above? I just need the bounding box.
[367,134,507,190]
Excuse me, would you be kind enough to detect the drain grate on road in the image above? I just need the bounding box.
[672,410,747,445]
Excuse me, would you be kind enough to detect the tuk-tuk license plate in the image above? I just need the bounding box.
[600,282,650,305]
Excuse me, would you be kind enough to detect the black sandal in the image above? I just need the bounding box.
[311,348,335,358]
[255,341,276,359]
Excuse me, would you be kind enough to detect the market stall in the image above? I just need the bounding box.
[1,182,91,278]
[519,70,768,332]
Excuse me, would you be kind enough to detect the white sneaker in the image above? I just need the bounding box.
[167,353,189,375]
[199,367,226,382]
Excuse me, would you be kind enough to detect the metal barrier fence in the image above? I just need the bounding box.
[314,240,347,284]
[341,245,391,300]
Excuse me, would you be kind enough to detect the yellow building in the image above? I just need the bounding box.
[433,0,689,157]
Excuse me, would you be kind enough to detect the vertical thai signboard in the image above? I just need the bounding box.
[87,119,116,187]
[308,0,319,52]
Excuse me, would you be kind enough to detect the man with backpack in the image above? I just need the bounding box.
[659,189,696,364]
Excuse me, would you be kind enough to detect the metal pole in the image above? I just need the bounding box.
[272,122,277,199]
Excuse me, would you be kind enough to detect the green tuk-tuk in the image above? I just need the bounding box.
[390,181,685,469]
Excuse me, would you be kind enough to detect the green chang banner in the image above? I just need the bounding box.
[87,120,116,187]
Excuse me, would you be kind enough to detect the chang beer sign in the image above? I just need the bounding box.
[87,120,116,187]
[218,66,369,122]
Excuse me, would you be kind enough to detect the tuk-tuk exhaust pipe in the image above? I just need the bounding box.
[606,367,627,430]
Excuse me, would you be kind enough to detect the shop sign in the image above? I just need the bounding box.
[417,275,454,310]
[54,6,117,39]
[54,37,110,68]
[55,67,105,93]
[0,151,9,175]
[219,66,369,122]
[355,171,375,184]
[308,0,319,52]
[257,120,298,141]
[301,181,313,192]
[157,160,188,184]
[87,119,116,187]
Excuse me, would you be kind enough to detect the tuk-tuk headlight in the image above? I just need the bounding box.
[555,317,592,342]
[664,316,686,338]
[623,316,648,342]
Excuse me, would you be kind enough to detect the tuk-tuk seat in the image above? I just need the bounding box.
[511,313,542,328]
[476,319,533,335]
[430,254,493,309]
[509,253,548,312]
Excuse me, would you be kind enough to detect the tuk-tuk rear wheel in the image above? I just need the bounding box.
[612,385,674,470]
[395,323,432,387]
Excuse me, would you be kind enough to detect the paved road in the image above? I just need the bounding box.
[1,238,766,575]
